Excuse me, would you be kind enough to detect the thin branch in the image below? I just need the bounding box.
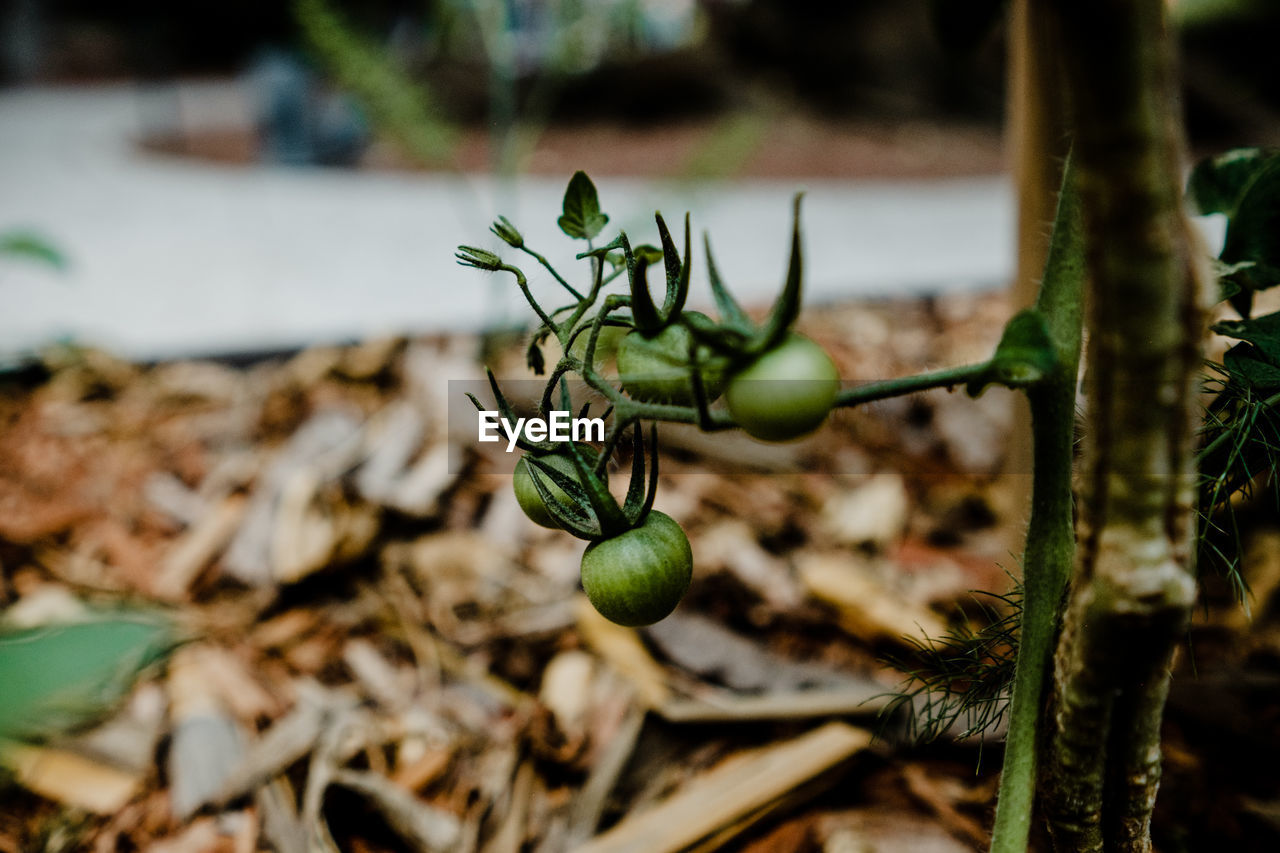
[834,362,994,408]
[989,154,1083,853]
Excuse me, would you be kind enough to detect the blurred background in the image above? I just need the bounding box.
[1,0,1271,361]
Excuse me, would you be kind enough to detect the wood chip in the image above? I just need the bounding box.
[574,596,670,709]
[820,473,910,548]
[153,495,246,599]
[644,611,851,693]
[657,686,890,724]
[0,742,143,814]
[693,521,804,611]
[577,722,872,853]
[565,704,646,847]
[797,552,949,643]
[208,688,337,808]
[333,769,463,853]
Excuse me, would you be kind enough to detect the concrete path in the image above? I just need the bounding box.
[1,81,1017,361]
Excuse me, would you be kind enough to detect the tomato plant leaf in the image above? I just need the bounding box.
[1213,310,1280,359]
[1211,259,1253,304]
[639,425,659,523]
[565,437,630,540]
[1219,158,1280,301]
[558,171,609,240]
[682,295,752,355]
[1223,343,1280,391]
[1187,147,1279,216]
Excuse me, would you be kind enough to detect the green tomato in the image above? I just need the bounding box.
[580,510,693,627]
[725,333,840,441]
[514,450,597,529]
[569,323,627,370]
[617,313,729,406]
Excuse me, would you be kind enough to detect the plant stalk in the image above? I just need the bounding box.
[1042,1,1207,849]
[989,157,1084,853]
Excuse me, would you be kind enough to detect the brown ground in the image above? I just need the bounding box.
[3,282,1278,851]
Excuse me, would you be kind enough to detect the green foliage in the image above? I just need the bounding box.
[1189,148,1280,316]
[1187,147,1277,216]
[881,587,1020,745]
[557,171,610,241]
[1190,149,1280,595]
[457,171,1069,626]
[0,612,178,743]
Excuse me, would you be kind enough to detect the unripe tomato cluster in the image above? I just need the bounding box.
[465,173,842,626]
[513,329,840,626]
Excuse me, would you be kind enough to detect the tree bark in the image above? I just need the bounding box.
[1043,1,1209,850]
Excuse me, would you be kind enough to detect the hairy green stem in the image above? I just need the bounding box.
[519,245,585,301]
[834,362,995,407]
[989,158,1084,853]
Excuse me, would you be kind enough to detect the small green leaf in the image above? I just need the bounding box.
[557,171,609,241]
[524,458,600,539]
[0,613,178,742]
[1223,343,1280,390]
[632,244,663,265]
[1212,258,1253,304]
[1213,310,1280,358]
[0,231,66,271]
[682,307,751,354]
[566,436,631,541]
[1187,147,1278,216]
[620,423,648,521]
[1220,158,1280,297]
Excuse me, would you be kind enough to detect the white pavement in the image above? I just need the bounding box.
[1,81,1017,361]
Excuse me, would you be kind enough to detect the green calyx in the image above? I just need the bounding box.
[522,422,659,542]
[682,193,807,362]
